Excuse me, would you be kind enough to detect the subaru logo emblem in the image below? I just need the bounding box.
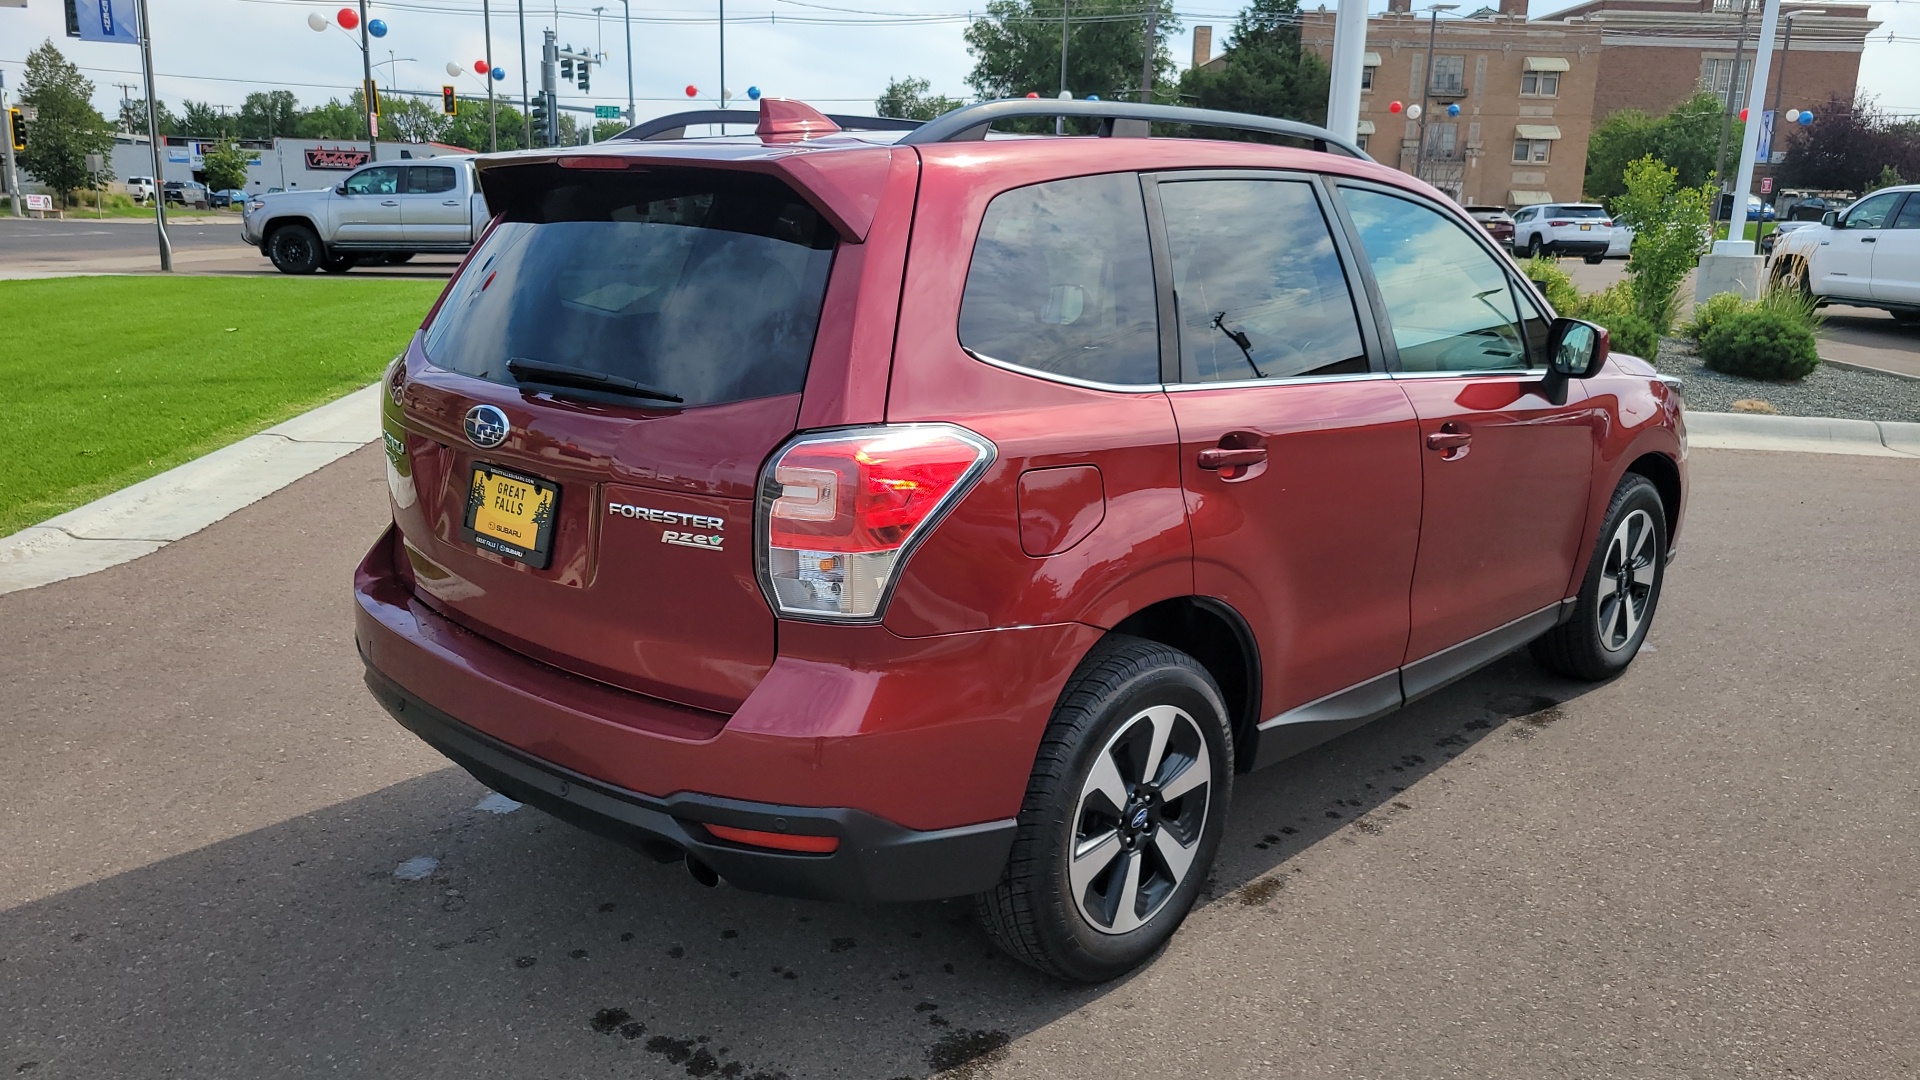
[463,404,509,449]
[1129,808,1151,831]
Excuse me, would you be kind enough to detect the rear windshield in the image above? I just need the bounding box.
[1552,206,1608,219]
[424,168,836,408]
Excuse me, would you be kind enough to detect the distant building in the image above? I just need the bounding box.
[107,135,471,193]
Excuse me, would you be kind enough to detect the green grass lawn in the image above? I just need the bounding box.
[0,276,444,536]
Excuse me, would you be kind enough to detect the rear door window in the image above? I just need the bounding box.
[408,166,458,194]
[957,172,1160,386]
[423,168,836,408]
[1157,178,1367,382]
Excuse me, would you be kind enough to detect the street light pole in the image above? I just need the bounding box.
[1056,0,1069,135]
[718,0,726,108]
[1713,0,1754,187]
[1417,4,1456,184]
[1728,0,1783,246]
[621,0,634,123]
[136,0,172,269]
[359,0,377,159]
[482,0,497,151]
[518,0,531,146]
[1326,0,1371,142]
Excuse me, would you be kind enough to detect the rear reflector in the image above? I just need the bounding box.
[757,424,995,620]
[705,824,840,854]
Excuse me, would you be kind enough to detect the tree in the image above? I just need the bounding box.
[379,95,446,143]
[441,103,529,151]
[237,91,299,140]
[1613,156,1714,334]
[1585,92,1736,203]
[964,0,1179,128]
[593,119,629,141]
[1867,165,1905,193]
[1178,0,1330,129]
[1777,95,1920,194]
[296,96,367,140]
[17,41,114,207]
[178,99,228,139]
[876,76,968,121]
[202,139,251,191]
[116,96,176,136]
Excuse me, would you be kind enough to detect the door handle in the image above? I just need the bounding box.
[1860,237,1876,243]
[1197,447,1267,470]
[1426,423,1473,452]
[442,200,460,205]
[381,199,400,206]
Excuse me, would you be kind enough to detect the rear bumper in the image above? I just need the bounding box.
[1545,238,1608,256]
[355,523,1100,901]
[362,661,1015,902]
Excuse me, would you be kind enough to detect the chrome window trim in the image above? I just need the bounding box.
[960,346,1168,394]
[1388,368,1538,380]
[1164,371,1391,392]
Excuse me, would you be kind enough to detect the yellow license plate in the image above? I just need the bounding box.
[1580,223,1592,231]
[461,465,558,568]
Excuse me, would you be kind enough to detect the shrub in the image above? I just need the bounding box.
[1567,282,1660,357]
[1682,291,1753,343]
[1521,255,1579,312]
[1699,307,1821,380]
[1757,284,1824,336]
[1613,156,1715,334]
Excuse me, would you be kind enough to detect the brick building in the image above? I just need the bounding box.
[1289,0,1604,207]
[1535,0,1878,134]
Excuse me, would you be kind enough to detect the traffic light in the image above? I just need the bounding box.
[530,92,549,148]
[365,79,381,116]
[560,55,574,81]
[441,85,458,115]
[8,108,23,152]
[577,63,590,92]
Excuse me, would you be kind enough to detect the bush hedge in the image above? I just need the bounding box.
[1565,282,1661,358]
[1682,291,1750,343]
[1521,255,1579,312]
[1700,307,1821,380]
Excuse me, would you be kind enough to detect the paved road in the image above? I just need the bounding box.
[0,217,460,279]
[3,445,1916,1079]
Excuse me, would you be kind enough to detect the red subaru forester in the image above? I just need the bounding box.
[356,98,1686,982]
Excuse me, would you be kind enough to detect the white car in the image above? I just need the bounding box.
[1769,184,1920,323]
[1511,203,1615,264]
[125,176,156,203]
[1607,223,1634,258]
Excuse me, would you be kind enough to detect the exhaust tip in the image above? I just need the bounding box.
[685,853,721,888]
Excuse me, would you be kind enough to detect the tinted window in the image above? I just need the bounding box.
[1892,195,1920,230]
[1343,187,1528,373]
[408,166,457,194]
[1551,205,1608,219]
[423,169,835,408]
[1846,191,1902,229]
[344,167,402,195]
[1159,179,1367,382]
[958,173,1159,385]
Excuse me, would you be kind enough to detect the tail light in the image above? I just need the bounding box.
[757,424,995,620]
[1549,219,1572,227]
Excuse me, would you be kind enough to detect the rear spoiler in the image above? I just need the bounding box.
[614,110,922,142]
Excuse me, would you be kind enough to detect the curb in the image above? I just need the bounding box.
[1685,411,1920,458]
[0,384,380,596]
[1821,355,1920,382]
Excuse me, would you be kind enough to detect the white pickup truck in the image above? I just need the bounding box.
[1769,183,1920,324]
[240,156,489,274]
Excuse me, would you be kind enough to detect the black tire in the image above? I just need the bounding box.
[1526,235,1543,258]
[267,224,323,275]
[975,635,1233,983]
[1890,310,1919,326]
[383,252,415,264]
[321,253,358,273]
[1531,474,1668,681]
[1584,254,1604,265]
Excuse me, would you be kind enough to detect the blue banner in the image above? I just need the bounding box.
[72,0,139,44]
[1756,110,1776,163]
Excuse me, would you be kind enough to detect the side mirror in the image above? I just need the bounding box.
[335,184,349,196]
[1540,318,1609,405]
[1821,210,1839,227]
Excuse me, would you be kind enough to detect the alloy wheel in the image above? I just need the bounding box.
[1069,704,1212,935]
[1596,508,1657,652]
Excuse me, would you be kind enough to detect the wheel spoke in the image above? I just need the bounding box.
[1158,742,1211,803]
[1107,850,1145,934]
[1082,749,1129,817]
[1069,828,1123,907]
[1151,827,1199,886]
[1595,573,1619,603]
[1138,706,1175,787]
[1629,513,1654,564]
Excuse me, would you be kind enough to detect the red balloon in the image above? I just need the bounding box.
[335,7,358,29]
[473,59,489,74]
[1739,107,1749,121]
[684,84,698,97]
[1025,91,1040,99]
[1389,100,1403,114]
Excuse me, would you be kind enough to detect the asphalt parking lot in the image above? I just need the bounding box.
[3,444,1916,1079]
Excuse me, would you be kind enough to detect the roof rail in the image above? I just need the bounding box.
[614,110,922,142]
[896,99,1370,160]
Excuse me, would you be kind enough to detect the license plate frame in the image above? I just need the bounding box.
[1580,223,1592,231]
[461,463,559,569]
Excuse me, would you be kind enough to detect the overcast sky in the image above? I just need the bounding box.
[2,0,1915,127]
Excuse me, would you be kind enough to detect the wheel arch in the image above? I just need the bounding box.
[1624,450,1682,551]
[1107,596,1262,772]
[262,215,322,244]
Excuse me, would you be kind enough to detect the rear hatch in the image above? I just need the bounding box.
[391,160,844,714]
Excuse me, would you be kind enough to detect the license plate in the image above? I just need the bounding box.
[461,464,558,568]
[1580,223,1592,231]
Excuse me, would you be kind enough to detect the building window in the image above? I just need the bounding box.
[1521,69,1560,97]
[1357,133,1371,151]
[1512,137,1552,164]
[1361,65,1375,91]
[1430,55,1465,96]
[1701,57,1751,110]
[1425,122,1459,159]
[1711,0,1749,12]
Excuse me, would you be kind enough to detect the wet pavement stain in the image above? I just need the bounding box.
[589,1007,632,1034]
[1238,876,1285,906]
[928,1028,1011,1077]
[830,937,857,953]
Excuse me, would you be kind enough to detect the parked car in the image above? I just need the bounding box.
[1607,222,1634,258]
[241,157,485,273]
[125,176,156,203]
[1747,195,1777,222]
[209,188,247,209]
[1760,219,1814,257]
[1464,204,1514,246]
[1511,203,1615,262]
[356,97,1687,983]
[161,180,209,209]
[1769,183,1920,323]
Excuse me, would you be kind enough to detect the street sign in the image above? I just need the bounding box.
[17,104,36,121]
[65,0,139,44]
[1761,176,1773,195]
[85,153,103,172]
[594,105,620,120]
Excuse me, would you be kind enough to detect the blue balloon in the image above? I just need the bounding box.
[746,85,761,100]
[1086,93,1100,101]
[491,66,507,81]
[367,18,387,37]
[1447,102,1460,116]
[1797,110,1814,125]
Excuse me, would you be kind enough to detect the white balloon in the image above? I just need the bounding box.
[1058,89,1073,99]
[721,87,733,100]
[1785,109,1801,122]
[1405,104,1423,120]
[446,61,464,77]
[307,12,328,31]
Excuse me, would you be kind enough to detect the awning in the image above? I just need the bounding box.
[1515,124,1563,140]
[1356,120,1376,135]
[1511,189,1555,205]
[1524,56,1571,72]
[1362,52,1382,66]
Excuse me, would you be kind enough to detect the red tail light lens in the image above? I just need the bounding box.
[704,824,840,854]
[1549,219,1572,227]
[758,425,994,620]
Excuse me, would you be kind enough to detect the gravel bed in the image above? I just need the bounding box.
[1651,338,1920,423]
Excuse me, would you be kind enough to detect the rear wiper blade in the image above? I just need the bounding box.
[506,358,683,404]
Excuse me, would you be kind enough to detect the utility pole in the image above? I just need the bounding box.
[1057,0,1069,135]
[136,0,172,268]
[483,0,497,151]
[1326,0,1370,143]
[114,82,139,131]
[541,29,560,146]
[2,84,21,218]
[518,0,531,146]
[1137,5,1156,103]
[718,0,727,108]
[1713,0,1754,188]
[359,0,376,159]
[621,0,634,123]
[1417,4,1456,184]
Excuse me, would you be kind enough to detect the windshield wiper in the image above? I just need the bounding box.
[1211,312,1263,378]
[506,358,683,404]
